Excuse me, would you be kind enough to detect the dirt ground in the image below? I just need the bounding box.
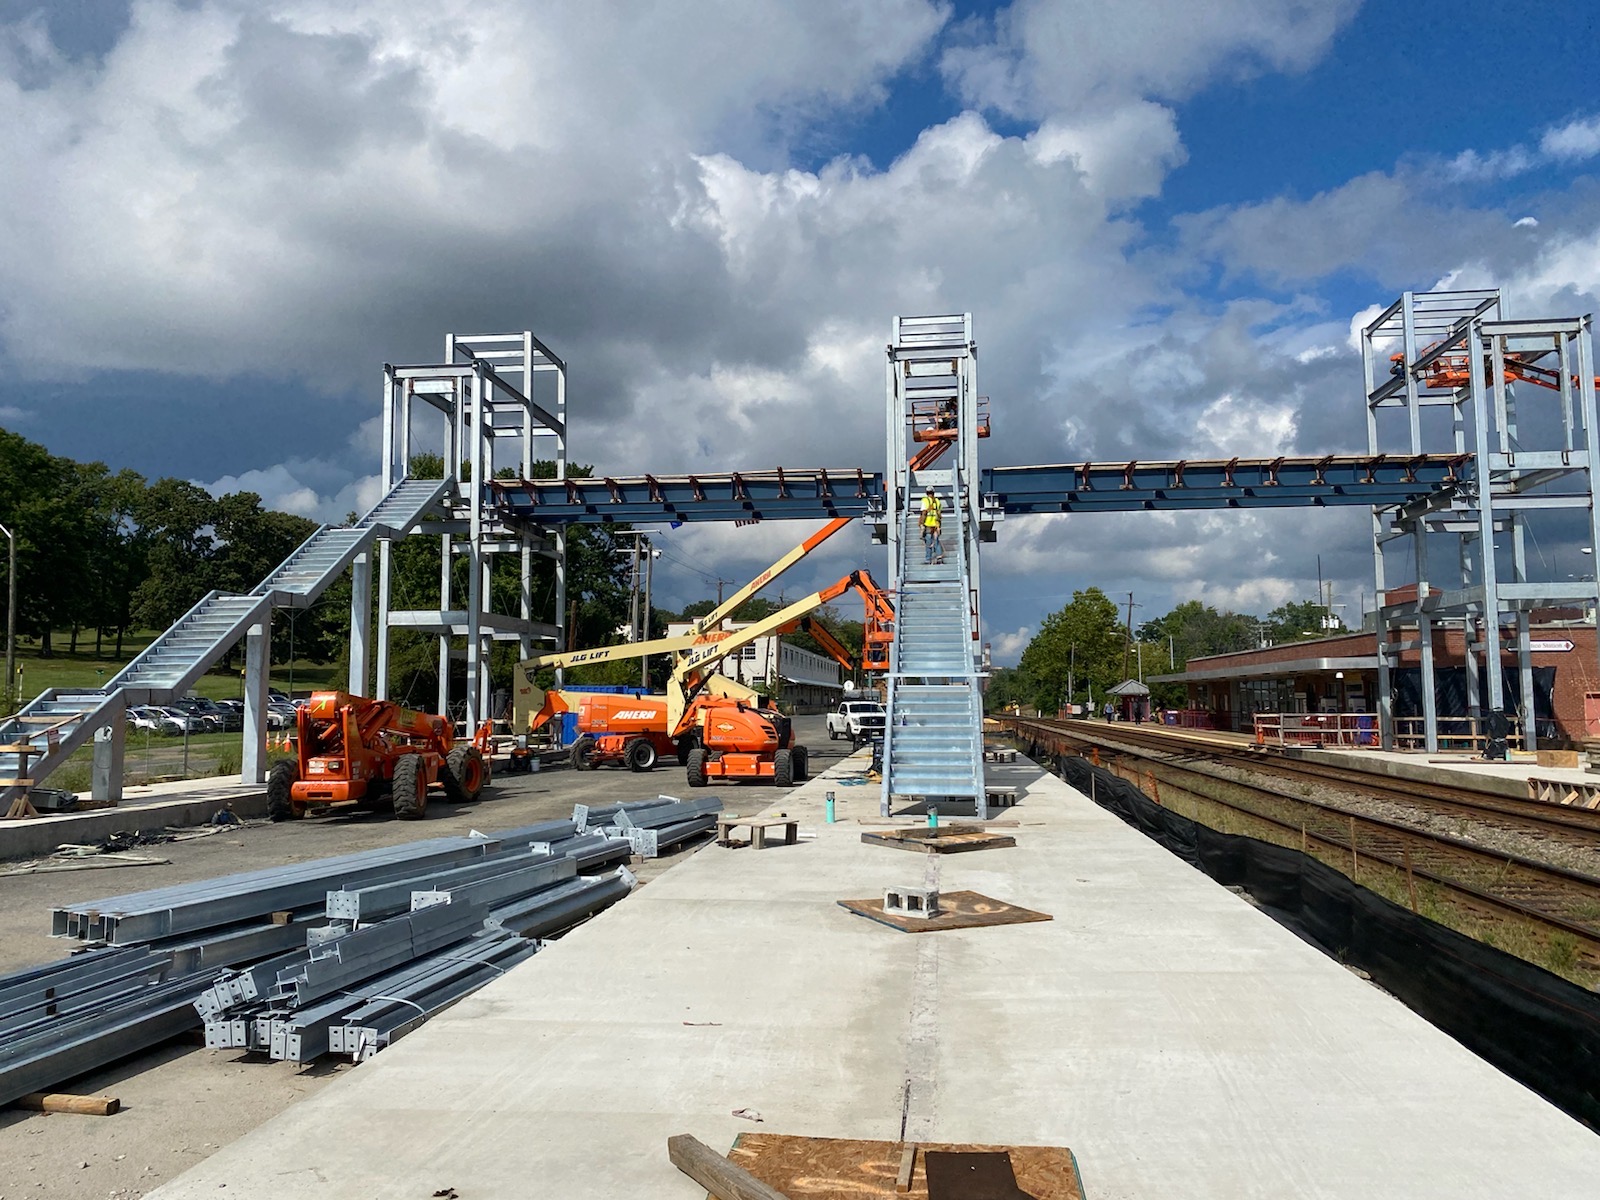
[0,716,858,1199]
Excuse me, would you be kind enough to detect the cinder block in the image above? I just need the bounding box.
[884,884,940,919]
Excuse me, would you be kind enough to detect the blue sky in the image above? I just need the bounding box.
[3,0,1599,662]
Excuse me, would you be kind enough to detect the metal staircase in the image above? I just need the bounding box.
[0,477,453,804]
[882,486,986,813]
[879,313,988,818]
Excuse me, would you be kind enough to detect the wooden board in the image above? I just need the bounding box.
[838,890,1052,933]
[860,827,1016,854]
[718,1133,1085,1200]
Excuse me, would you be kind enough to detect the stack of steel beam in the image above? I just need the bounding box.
[610,796,723,857]
[6,827,646,1099]
[571,796,682,833]
[574,794,723,857]
[50,836,504,945]
[0,947,220,1108]
[195,848,638,1064]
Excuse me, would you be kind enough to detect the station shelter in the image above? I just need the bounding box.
[1149,616,1600,749]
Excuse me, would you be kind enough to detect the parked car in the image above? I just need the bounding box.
[170,697,225,732]
[152,707,205,735]
[267,701,299,730]
[126,706,165,733]
[827,700,886,745]
[179,695,241,732]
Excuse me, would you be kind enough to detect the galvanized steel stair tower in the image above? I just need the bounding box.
[880,314,988,817]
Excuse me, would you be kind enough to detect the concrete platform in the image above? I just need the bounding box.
[0,777,267,861]
[149,755,1600,1199]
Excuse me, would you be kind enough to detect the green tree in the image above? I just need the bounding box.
[1135,599,1262,705]
[1265,599,1342,643]
[1014,587,1124,714]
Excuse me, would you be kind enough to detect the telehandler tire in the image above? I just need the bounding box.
[266,759,300,822]
[624,737,658,772]
[569,735,596,771]
[675,731,697,766]
[685,747,709,788]
[391,754,427,820]
[443,745,487,802]
[792,745,809,782]
[773,748,794,788]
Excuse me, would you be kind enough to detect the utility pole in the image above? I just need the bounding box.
[641,537,654,688]
[0,522,14,713]
[628,536,642,644]
[1121,592,1140,680]
[1067,643,1075,714]
[714,577,735,608]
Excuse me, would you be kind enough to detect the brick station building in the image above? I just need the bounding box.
[1152,617,1600,746]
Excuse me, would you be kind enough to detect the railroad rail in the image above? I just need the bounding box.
[1029,720,1600,847]
[1000,716,1600,979]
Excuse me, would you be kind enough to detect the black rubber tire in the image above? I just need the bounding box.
[569,735,595,771]
[828,726,838,741]
[624,737,658,772]
[266,759,300,822]
[793,745,809,782]
[442,745,487,802]
[391,754,427,820]
[675,730,697,766]
[773,748,794,788]
[685,747,708,788]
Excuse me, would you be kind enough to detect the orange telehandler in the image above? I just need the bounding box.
[266,691,487,822]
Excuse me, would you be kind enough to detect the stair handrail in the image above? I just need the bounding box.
[248,525,333,596]
[107,589,234,688]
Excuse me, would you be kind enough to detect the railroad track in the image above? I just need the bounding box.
[1001,717,1600,979]
[1028,720,1600,848]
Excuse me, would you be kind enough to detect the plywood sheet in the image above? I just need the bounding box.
[837,890,1052,933]
[860,827,1016,854]
[717,1133,1085,1200]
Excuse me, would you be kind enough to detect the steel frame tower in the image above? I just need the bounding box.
[373,332,566,731]
[1365,290,1600,752]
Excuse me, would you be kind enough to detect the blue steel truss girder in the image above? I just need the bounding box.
[486,454,1471,525]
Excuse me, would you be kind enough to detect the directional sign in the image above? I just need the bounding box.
[1528,639,1575,652]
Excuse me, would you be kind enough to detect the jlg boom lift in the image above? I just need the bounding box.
[516,568,893,784]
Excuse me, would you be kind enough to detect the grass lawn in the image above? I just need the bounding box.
[5,630,342,707]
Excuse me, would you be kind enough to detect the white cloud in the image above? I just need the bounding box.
[1445,112,1600,181]
[3,1,1598,658]
[1026,101,1186,202]
[940,0,1357,118]
[986,625,1033,664]
[1539,114,1600,162]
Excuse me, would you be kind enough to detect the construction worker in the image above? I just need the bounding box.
[922,496,944,564]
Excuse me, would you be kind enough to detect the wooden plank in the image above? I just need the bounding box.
[668,1133,792,1200]
[721,1132,1085,1199]
[13,1092,121,1116]
[4,797,39,820]
[895,1145,916,1193]
[837,890,1051,934]
[0,778,36,787]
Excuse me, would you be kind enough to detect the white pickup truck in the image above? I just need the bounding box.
[827,700,886,745]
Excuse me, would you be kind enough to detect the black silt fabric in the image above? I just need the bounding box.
[1039,747,1600,1133]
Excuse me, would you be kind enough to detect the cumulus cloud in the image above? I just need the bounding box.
[939,0,1357,118]
[1446,112,1600,181]
[3,0,1596,649]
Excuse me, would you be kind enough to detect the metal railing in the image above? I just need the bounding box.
[1252,712,1526,752]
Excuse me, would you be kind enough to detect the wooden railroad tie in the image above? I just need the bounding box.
[13,1092,121,1116]
[668,1133,791,1200]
